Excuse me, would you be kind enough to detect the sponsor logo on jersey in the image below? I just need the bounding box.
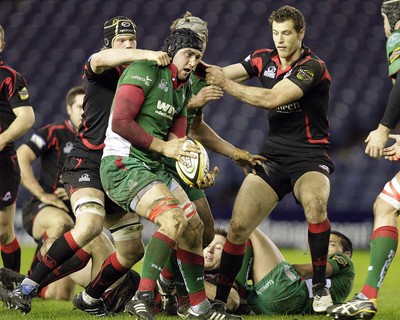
[276,101,302,113]
[296,68,314,81]
[63,141,73,154]
[129,75,152,86]
[263,66,276,79]
[155,100,175,120]
[18,87,30,100]
[78,173,90,182]
[284,69,293,78]
[30,133,46,149]
[256,279,274,294]
[284,264,297,281]
[388,32,400,47]
[331,254,348,270]
[158,79,168,92]
[2,191,12,202]
[389,46,400,64]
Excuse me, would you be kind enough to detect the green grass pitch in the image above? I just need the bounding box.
[1,246,399,319]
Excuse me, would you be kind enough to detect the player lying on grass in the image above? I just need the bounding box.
[158,227,355,316]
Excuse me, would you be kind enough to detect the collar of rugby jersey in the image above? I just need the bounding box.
[167,63,191,90]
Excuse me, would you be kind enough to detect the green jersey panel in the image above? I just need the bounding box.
[387,30,400,79]
[104,60,192,168]
[245,253,354,315]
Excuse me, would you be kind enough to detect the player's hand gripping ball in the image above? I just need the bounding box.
[176,138,210,187]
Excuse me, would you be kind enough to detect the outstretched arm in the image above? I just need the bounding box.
[90,49,170,74]
[206,66,303,110]
[292,262,334,279]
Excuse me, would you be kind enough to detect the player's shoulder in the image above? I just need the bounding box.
[0,61,22,80]
[248,48,275,60]
[39,120,71,133]
[123,60,160,77]
[328,253,353,270]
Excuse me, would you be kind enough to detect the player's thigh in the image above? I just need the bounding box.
[373,196,399,228]
[293,171,330,205]
[230,174,279,237]
[32,206,74,239]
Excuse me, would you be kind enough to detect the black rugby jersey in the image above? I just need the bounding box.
[241,47,331,151]
[25,120,77,193]
[72,58,126,162]
[0,59,32,150]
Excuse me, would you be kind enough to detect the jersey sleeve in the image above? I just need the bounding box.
[1,69,32,108]
[240,49,272,79]
[328,254,353,275]
[387,33,400,78]
[241,53,260,78]
[24,125,50,157]
[287,59,324,94]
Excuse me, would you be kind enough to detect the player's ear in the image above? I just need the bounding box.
[395,20,400,30]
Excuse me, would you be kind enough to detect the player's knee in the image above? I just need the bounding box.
[161,210,188,240]
[0,230,13,245]
[73,197,105,239]
[118,241,145,267]
[149,197,187,239]
[73,196,106,219]
[110,218,144,265]
[47,217,74,238]
[229,220,250,243]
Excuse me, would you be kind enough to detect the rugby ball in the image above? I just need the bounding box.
[176,138,210,186]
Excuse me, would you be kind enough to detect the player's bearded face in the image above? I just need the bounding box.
[272,20,303,60]
[173,48,202,81]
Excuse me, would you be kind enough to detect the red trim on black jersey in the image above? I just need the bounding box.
[0,62,18,99]
[305,113,330,144]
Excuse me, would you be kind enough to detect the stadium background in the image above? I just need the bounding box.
[0,0,396,249]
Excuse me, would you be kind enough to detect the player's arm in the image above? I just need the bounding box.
[292,262,334,279]
[0,106,35,151]
[206,66,303,110]
[187,85,224,110]
[365,76,400,158]
[90,49,170,74]
[111,84,198,164]
[190,114,264,174]
[204,281,240,312]
[222,63,250,83]
[16,144,68,211]
[16,144,43,198]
